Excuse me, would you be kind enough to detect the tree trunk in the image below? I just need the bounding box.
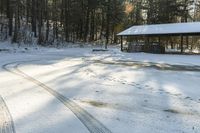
[31,0,37,37]
[84,3,89,42]
[105,0,111,49]
[12,0,19,43]
[7,0,13,36]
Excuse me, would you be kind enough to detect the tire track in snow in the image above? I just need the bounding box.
[2,61,112,133]
[0,96,15,133]
[90,59,200,72]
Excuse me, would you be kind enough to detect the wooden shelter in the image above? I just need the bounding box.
[117,22,200,54]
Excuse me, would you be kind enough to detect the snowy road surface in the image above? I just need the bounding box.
[0,96,15,133]
[0,47,200,133]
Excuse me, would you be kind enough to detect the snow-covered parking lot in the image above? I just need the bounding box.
[0,45,200,133]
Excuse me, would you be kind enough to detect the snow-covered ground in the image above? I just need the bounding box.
[0,42,200,133]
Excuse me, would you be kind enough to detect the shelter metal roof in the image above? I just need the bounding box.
[117,22,200,36]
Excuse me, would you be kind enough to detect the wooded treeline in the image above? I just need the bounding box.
[1,0,200,47]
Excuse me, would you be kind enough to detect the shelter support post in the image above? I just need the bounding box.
[147,36,150,52]
[147,36,150,44]
[136,36,138,44]
[158,36,161,45]
[121,36,123,51]
[181,34,183,53]
[144,36,149,45]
